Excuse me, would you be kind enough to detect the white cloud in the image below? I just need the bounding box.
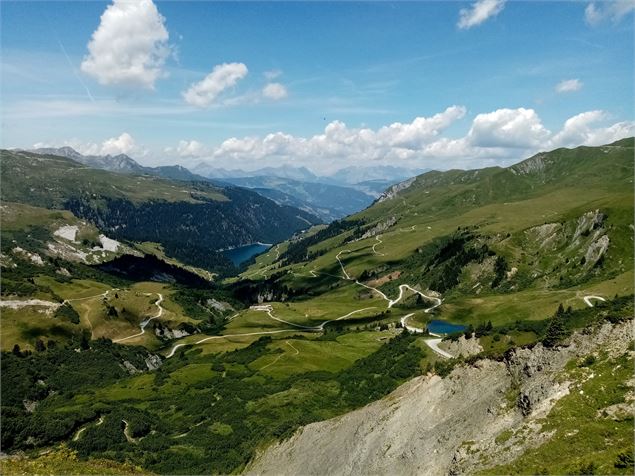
[555,79,583,93]
[39,133,145,158]
[176,140,207,158]
[458,0,506,29]
[212,106,467,164]
[182,63,248,107]
[264,69,282,80]
[585,1,635,26]
[262,82,288,100]
[100,132,137,155]
[377,106,467,148]
[41,108,634,172]
[468,108,551,148]
[81,0,170,89]
[202,106,634,172]
[550,111,635,147]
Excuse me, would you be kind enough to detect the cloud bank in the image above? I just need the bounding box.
[191,106,634,170]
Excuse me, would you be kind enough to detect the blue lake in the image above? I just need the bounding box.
[223,243,272,266]
[427,320,466,335]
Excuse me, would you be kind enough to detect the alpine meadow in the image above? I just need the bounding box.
[1,1,634,475]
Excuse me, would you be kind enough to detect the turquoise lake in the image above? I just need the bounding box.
[223,243,272,266]
[427,320,466,335]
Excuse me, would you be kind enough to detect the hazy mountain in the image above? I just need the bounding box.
[192,163,318,182]
[219,176,374,221]
[192,162,422,188]
[326,165,426,185]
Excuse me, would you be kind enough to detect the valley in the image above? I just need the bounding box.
[1,140,633,475]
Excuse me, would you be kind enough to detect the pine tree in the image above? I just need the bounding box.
[543,304,568,347]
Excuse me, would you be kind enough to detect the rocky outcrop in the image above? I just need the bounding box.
[442,335,483,358]
[377,177,416,202]
[145,354,163,371]
[584,234,609,265]
[121,361,141,375]
[247,321,633,476]
[572,209,605,244]
[360,216,397,239]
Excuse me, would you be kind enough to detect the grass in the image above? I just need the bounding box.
[0,445,151,476]
[1,202,79,231]
[29,277,198,348]
[1,150,227,207]
[0,306,79,351]
[250,330,392,378]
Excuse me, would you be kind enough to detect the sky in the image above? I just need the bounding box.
[1,0,634,173]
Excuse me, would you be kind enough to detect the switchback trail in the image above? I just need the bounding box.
[167,236,444,357]
[114,293,164,343]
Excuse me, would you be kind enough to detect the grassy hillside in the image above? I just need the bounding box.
[1,150,320,272]
[240,139,633,330]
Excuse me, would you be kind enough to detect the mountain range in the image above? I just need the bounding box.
[27,147,421,221]
[1,139,632,476]
[2,149,321,273]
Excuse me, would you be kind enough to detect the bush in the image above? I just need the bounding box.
[615,451,634,469]
[54,304,80,324]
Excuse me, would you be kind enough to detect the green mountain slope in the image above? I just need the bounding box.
[1,150,321,272]
[243,139,633,325]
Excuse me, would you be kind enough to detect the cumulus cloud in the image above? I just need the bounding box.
[262,82,288,100]
[555,79,583,93]
[202,106,634,171]
[182,63,248,107]
[550,111,635,147]
[585,0,635,26]
[467,108,551,148]
[39,132,145,157]
[176,140,207,157]
[457,0,506,29]
[100,132,137,155]
[81,0,170,89]
[212,105,467,163]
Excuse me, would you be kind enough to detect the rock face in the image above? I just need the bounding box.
[360,216,397,239]
[250,360,511,476]
[377,177,416,202]
[442,335,483,358]
[145,354,163,371]
[247,321,632,476]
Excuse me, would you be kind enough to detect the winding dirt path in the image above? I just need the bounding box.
[122,419,137,443]
[114,293,164,343]
[166,329,295,358]
[336,250,353,280]
[424,338,453,359]
[583,295,606,307]
[372,236,385,256]
[259,341,301,371]
[167,237,445,358]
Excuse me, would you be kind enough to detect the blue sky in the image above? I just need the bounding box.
[1,0,633,172]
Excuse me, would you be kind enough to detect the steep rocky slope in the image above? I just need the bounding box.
[248,320,633,475]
